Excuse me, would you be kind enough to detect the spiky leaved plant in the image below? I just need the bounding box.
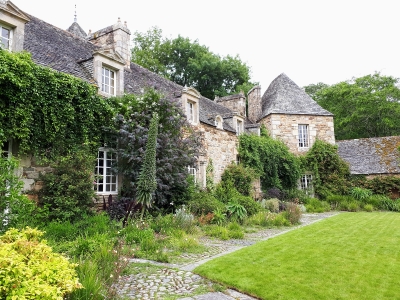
[136,113,159,220]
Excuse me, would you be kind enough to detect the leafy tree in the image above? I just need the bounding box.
[136,113,158,219]
[303,82,329,101]
[131,27,254,99]
[238,126,301,191]
[305,73,400,140]
[109,89,200,207]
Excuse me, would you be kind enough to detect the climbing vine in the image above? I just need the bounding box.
[238,125,301,191]
[0,50,113,158]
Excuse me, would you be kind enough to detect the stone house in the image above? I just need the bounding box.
[1,1,337,199]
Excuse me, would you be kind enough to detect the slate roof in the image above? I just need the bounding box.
[124,63,236,132]
[67,22,87,39]
[337,136,400,175]
[260,73,333,120]
[24,14,98,83]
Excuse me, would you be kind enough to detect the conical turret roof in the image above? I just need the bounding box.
[260,73,333,120]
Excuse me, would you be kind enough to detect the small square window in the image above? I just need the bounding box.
[298,124,309,148]
[101,66,115,95]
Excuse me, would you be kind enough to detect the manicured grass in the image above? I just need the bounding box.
[194,212,400,300]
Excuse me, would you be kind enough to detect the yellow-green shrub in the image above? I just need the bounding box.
[0,227,82,299]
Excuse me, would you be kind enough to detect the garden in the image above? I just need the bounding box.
[1,49,400,299]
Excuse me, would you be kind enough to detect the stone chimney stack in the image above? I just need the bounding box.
[247,85,262,123]
[88,19,131,67]
[215,92,246,117]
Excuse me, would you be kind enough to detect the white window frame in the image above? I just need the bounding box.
[215,115,223,129]
[186,101,195,124]
[101,66,116,96]
[236,119,243,136]
[187,166,197,183]
[298,124,309,148]
[300,174,313,195]
[0,24,12,50]
[94,147,118,194]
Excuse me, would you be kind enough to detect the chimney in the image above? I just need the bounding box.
[247,85,261,123]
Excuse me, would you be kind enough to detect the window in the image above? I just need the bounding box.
[94,148,118,193]
[187,166,196,183]
[101,66,115,95]
[298,124,309,148]
[1,141,11,159]
[236,119,243,136]
[300,174,313,194]
[0,25,11,50]
[186,101,195,123]
[215,115,223,129]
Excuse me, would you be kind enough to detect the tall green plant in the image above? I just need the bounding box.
[136,113,159,219]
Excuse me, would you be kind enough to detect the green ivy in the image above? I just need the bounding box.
[238,126,301,191]
[0,50,113,158]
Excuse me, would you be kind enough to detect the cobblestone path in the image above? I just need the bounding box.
[113,212,338,299]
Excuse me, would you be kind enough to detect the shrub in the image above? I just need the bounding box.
[364,204,374,212]
[326,194,352,209]
[0,158,36,232]
[36,146,96,222]
[0,227,82,299]
[211,208,226,226]
[227,222,245,239]
[246,211,276,227]
[350,187,372,202]
[273,214,291,227]
[265,188,285,200]
[187,191,225,215]
[150,214,175,234]
[220,163,257,196]
[283,202,302,225]
[204,225,230,240]
[236,195,262,216]
[365,195,388,208]
[305,198,331,213]
[262,198,280,213]
[198,213,214,225]
[226,202,247,222]
[379,197,400,212]
[174,205,196,233]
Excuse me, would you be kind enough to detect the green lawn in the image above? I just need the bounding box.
[194,212,400,300]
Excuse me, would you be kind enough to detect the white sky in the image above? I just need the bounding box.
[15,0,400,94]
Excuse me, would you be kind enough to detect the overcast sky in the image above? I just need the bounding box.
[15,0,400,94]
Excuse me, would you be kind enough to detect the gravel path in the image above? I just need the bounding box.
[113,212,339,299]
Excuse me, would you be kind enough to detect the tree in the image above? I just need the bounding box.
[136,113,158,220]
[131,27,255,99]
[303,82,329,101]
[304,73,400,140]
[109,89,200,207]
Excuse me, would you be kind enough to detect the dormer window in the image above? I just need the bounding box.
[0,25,11,50]
[236,119,244,136]
[215,115,223,129]
[187,101,195,123]
[101,66,115,96]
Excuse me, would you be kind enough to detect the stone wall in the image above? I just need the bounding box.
[261,114,335,154]
[196,123,239,186]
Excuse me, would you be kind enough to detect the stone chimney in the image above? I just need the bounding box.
[88,18,131,67]
[215,91,246,117]
[247,85,261,123]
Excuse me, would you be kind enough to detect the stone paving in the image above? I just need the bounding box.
[113,212,338,299]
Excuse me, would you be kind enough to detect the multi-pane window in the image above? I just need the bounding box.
[300,174,313,192]
[94,148,118,193]
[186,101,195,123]
[236,119,243,136]
[0,25,11,50]
[101,67,115,95]
[298,124,309,148]
[187,166,196,183]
